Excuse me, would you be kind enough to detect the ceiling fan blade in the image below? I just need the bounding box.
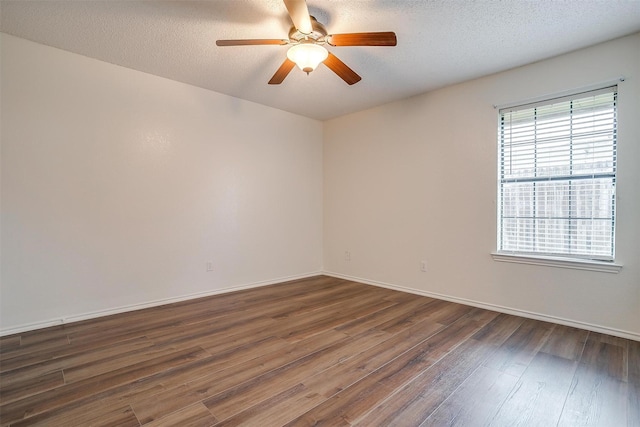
[323,52,361,85]
[216,39,289,46]
[268,58,296,85]
[327,32,397,46]
[283,0,313,34]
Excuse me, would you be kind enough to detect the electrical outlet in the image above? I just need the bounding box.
[345,251,351,261]
[206,262,213,272]
[420,261,427,272]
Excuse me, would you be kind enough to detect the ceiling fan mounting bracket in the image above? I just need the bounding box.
[288,16,328,44]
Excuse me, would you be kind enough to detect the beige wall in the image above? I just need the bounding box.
[1,34,323,333]
[323,33,640,338]
[2,32,639,339]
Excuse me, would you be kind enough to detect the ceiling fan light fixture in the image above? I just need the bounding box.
[287,43,328,74]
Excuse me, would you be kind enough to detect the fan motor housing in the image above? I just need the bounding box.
[289,16,328,43]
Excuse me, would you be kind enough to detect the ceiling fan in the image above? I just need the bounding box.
[216,0,397,85]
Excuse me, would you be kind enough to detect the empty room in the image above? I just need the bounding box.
[1,1,639,426]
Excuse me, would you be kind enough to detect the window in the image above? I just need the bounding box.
[497,87,617,262]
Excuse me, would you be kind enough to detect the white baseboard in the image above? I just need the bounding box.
[6,270,637,342]
[0,271,323,337]
[323,271,640,342]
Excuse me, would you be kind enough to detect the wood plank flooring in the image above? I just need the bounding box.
[0,275,638,426]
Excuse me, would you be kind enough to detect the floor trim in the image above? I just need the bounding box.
[323,271,640,342]
[0,271,323,337]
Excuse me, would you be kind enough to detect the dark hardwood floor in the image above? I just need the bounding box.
[0,276,638,426]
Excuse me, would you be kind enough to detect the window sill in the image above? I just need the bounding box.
[491,252,622,273]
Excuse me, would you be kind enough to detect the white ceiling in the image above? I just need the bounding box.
[2,0,640,120]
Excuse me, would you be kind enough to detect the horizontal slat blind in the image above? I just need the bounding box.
[498,87,617,260]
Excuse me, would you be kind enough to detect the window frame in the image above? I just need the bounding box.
[493,86,622,272]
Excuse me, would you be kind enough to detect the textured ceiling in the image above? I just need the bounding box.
[2,0,640,120]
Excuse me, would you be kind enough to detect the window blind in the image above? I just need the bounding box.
[498,86,617,261]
